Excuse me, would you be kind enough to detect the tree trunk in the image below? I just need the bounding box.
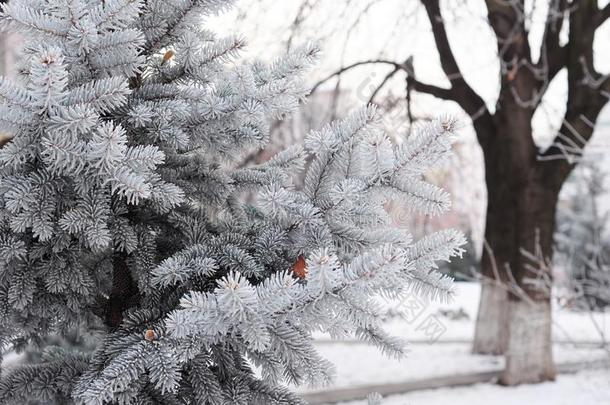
[475,165,559,382]
[473,282,509,354]
[472,90,531,355]
[500,166,561,384]
[501,299,554,385]
[472,180,519,355]
[471,67,560,384]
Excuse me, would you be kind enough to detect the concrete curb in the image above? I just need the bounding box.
[301,358,610,404]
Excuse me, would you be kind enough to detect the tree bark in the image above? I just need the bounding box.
[501,299,555,385]
[500,166,561,384]
[472,165,519,355]
[472,70,535,353]
[471,62,562,380]
[475,149,560,379]
[473,282,509,354]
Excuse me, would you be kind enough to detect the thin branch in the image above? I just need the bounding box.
[420,0,492,127]
[535,0,568,100]
[310,59,399,93]
[485,0,531,63]
[537,1,609,181]
[408,77,455,101]
[420,0,470,86]
[580,57,610,90]
[285,0,316,51]
[367,67,400,104]
[597,3,610,27]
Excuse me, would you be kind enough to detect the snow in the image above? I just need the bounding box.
[296,342,608,393]
[313,282,610,344]
[298,343,498,391]
[338,369,610,405]
[300,282,610,396]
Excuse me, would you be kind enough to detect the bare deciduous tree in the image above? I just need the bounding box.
[244,0,610,384]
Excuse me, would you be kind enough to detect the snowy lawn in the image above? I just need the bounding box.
[337,368,610,405]
[314,282,610,344]
[296,342,608,393]
[300,282,610,393]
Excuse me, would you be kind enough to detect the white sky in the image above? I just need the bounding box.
[208,0,610,240]
[209,0,610,145]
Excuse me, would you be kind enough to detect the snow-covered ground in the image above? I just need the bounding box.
[300,282,610,400]
[297,342,608,392]
[314,283,610,344]
[338,369,610,405]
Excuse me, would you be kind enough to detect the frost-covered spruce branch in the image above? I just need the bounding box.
[0,0,463,403]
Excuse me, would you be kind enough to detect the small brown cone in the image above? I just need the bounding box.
[162,50,175,64]
[291,255,307,279]
[144,329,155,342]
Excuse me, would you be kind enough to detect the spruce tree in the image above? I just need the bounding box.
[0,1,464,403]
